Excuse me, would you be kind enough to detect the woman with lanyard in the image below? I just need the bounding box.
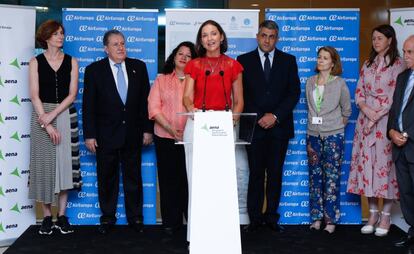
[306,46,351,234]
[182,19,244,243]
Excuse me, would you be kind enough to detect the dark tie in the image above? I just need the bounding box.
[264,52,271,82]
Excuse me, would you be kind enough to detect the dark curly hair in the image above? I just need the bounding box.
[163,41,197,74]
[36,20,65,49]
[195,20,228,57]
[367,24,400,68]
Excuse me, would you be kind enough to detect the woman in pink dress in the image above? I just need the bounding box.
[347,24,406,237]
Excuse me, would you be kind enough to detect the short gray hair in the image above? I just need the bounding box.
[259,20,279,32]
[103,29,124,46]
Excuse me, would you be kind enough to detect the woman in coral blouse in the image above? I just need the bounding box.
[347,24,406,237]
[148,41,197,234]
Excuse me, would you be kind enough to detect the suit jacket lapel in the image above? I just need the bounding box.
[253,50,266,83]
[404,71,414,110]
[105,57,125,105]
[125,58,135,105]
[271,49,281,75]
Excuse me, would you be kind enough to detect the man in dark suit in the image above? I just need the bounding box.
[237,20,300,232]
[83,30,153,234]
[387,35,414,247]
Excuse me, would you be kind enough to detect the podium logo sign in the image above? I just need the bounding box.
[201,123,228,137]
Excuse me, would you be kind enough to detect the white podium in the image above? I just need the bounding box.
[180,111,256,254]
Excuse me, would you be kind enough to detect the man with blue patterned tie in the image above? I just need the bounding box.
[387,35,414,247]
[83,30,153,234]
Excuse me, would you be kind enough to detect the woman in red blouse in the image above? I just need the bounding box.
[182,20,244,242]
[148,41,197,234]
[183,19,244,119]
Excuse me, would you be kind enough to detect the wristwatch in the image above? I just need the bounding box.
[402,132,409,139]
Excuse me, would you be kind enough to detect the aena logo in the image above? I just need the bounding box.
[5,188,18,193]
[6,224,18,229]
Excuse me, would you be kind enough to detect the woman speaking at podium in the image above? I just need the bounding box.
[182,19,244,243]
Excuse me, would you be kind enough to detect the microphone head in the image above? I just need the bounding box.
[205,70,211,76]
[219,70,224,76]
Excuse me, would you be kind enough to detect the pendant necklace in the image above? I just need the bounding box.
[206,55,221,74]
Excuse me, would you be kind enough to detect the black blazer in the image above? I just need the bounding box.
[237,48,300,139]
[82,57,152,149]
[387,68,414,163]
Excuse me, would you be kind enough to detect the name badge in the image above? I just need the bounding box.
[312,117,323,125]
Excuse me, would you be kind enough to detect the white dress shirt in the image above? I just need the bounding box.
[257,47,275,70]
[108,57,129,89]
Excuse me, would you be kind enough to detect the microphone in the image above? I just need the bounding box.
[219,70,229,111]
[202,70,211,112]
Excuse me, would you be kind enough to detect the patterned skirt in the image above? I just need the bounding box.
[29,103,81,205]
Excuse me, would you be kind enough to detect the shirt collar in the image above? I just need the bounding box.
[257,47,275,59]
[108,57,125,67]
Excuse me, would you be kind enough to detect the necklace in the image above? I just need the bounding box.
[206,56,221,74]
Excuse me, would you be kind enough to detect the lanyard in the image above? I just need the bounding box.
[315,74,333,112]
